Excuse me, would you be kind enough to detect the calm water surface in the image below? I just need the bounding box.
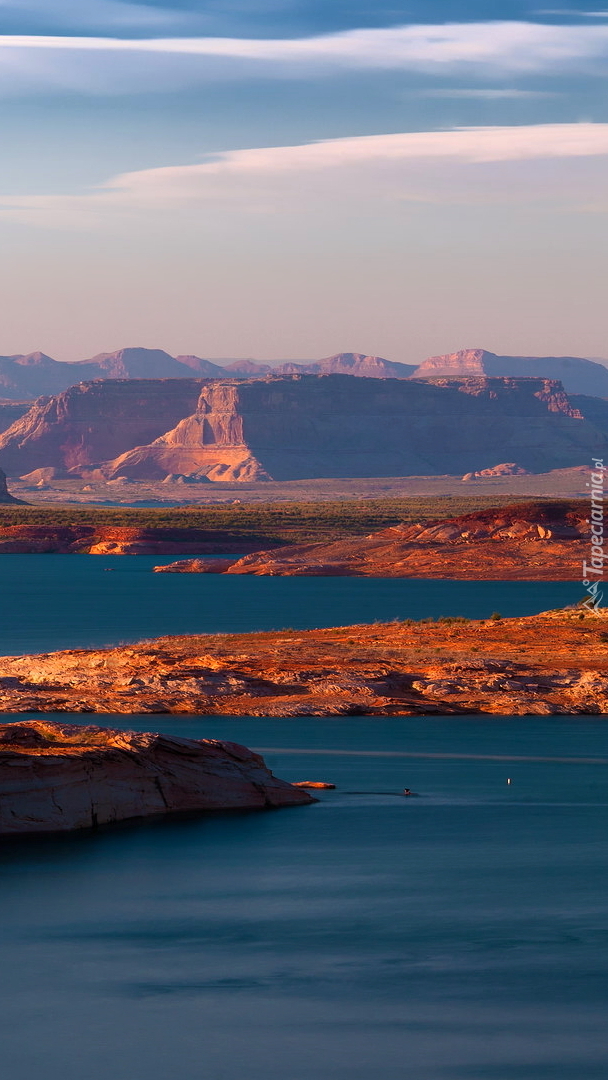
[0,716,607,1080]
[0,561,605,1077]
[0,554,583,653]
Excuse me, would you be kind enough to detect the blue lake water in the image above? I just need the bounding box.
[0,560,605,1078]
[0,554,583,654]
[0,715,607,1080]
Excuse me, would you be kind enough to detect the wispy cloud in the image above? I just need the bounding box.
[534,9,608,16]
[0,0,191,31]
[418,89,557,98]
[3,123,607,226]
[1,22,608,94]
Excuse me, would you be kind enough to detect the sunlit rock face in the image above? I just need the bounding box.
[104,373,605,482]
[0,721,313,835]
[156,500,589,579]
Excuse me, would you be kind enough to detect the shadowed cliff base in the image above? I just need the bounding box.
[0,468,24,505]
[1,607,607,716]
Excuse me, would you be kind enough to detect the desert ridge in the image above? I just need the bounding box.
[0,607,607,716]
[156,500,589,579]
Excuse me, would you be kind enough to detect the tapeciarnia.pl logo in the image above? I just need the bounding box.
[582,458,605,613]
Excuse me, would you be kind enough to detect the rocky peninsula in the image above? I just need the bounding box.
[1,608,607,716]
[156,501,587,579]
[0,720,313,835]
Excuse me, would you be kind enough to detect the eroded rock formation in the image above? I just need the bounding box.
[0,609,607,716]
[461,463,530,480]
[0,720,313,834]
[0,525,267,555]
[2,373,606,482]
[0,379,206,475]
[155,500,588,579]
[104,374,603,482]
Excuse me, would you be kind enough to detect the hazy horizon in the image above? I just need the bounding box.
[5,344,608,368]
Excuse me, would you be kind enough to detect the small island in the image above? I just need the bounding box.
[0,720,314,835]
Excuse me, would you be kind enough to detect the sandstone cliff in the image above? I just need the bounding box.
[0,720,313,834]
[105,374,605,482]
[0,379,205,475]
[1,609,607,716]
[155,500,588,579]
[2,373,605,482]
[412,348,608,397]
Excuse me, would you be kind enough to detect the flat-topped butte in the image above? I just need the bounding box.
[1,608,607,716]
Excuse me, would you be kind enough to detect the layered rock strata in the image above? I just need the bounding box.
[104,374,603,482]
[0,525,267,555]
[2,374,604,482]
[0,720,313,834]
[0,379,206,475]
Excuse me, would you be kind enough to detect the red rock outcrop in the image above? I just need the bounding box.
[1,609,607,717]
[0,379,206,475]
[413,348,608,397]
[0,720,313,834]
[104,374,603,482]
[461,463,530,480]
[156,500,588,579]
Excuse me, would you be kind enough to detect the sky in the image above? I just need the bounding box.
[0,1,607,364]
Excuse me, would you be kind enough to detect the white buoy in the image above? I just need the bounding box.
[507,778,512,785]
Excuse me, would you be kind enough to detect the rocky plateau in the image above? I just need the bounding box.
[2,373,605,483]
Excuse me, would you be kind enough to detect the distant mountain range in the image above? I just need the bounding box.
[0,349,416,401]
[414,349,608,397]
[1,373,606,482]
[2,346,608,401]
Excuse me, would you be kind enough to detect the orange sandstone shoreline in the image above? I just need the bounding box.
[1,609,607,716]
